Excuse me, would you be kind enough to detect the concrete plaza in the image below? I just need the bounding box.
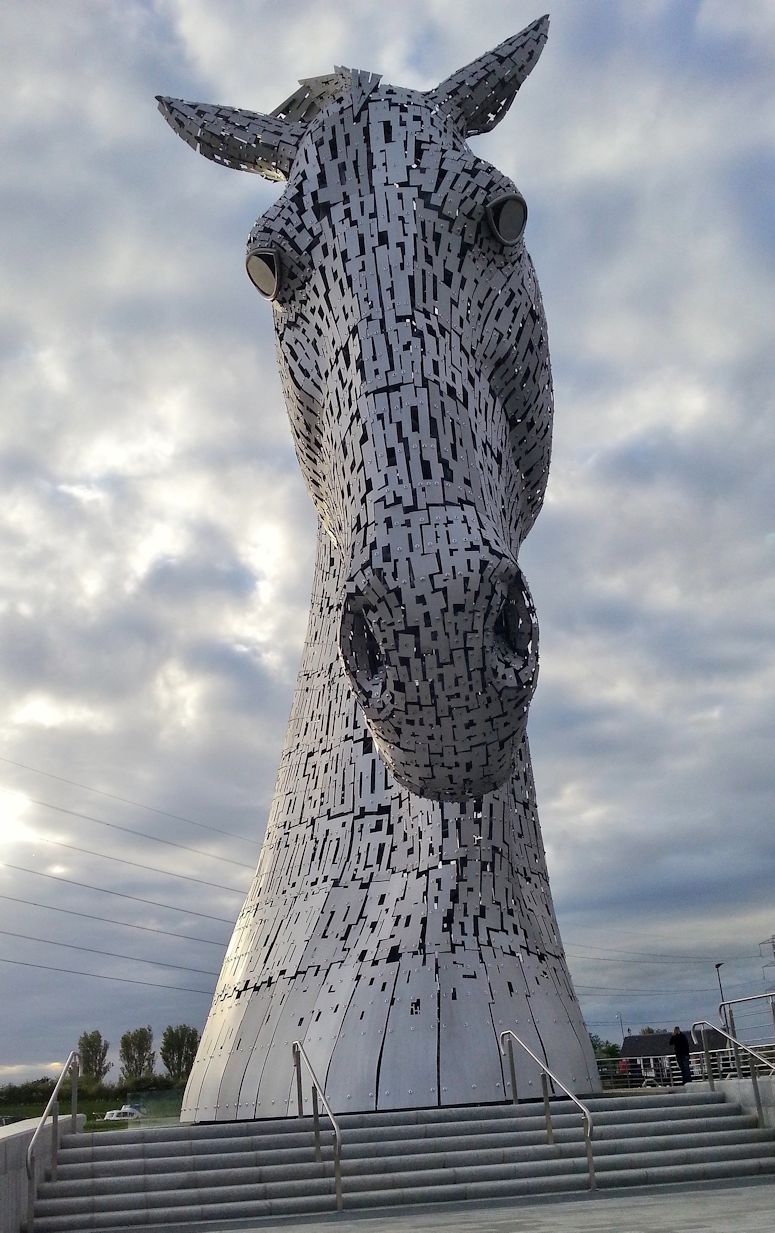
[150,1179,775,1233]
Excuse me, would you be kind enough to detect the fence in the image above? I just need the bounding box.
[598,1042,775,1090]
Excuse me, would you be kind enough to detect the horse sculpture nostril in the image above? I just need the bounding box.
[495,592,529,657]
[341,600,386,703]
[493,575,539,689]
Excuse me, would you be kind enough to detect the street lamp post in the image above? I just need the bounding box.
[715,960,741,1077]
[715,962,725,1003]
[715,962,731,1031]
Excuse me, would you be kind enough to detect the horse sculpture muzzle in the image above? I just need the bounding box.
[339,513,539,800]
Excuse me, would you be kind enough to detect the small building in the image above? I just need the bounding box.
[622,1029,728,1059]
[620,1028,729,1084]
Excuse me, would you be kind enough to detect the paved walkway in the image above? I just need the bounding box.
[185,1180,775,1233]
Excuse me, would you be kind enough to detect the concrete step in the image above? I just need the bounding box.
[32,1190,343,1232]
[50,1114,763,1183]
[41,1124,775,1198]
[31,1155,775,1233]
[29,1171,593,1232]
[57,1093,738,1166]
[594,1154,775,1190]
[60,1089,728,1153]
[35,1135,775,1216]
[31,1091,775,1232]
[342,1131,775,1178]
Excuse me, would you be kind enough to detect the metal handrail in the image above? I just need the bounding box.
[719,993,775,1041]
[692,1020,775,1128]
[291,1041,343,1210]
[499,1028,595,1189]
[596,1043,775,1091]
[25,1050,80,1233]
[717,996,775,1075]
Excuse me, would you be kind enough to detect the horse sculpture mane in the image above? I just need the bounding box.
[158,14,599,1121]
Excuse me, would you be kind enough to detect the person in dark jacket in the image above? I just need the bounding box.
[670,1026,692,1084]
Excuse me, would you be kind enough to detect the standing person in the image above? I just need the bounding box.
[670,1026,692,1084]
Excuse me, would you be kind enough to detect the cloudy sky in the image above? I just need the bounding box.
[1,0,774,1084]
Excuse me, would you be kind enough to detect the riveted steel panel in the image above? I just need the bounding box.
[325,961,399,1111]
[235,982,294,1120]
[249,975,325,1119]
[378,956,439,1109]
[437,953,506,1105]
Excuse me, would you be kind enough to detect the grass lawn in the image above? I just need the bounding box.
[0,1090,183,1131]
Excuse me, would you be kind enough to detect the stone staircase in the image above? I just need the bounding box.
[29,1089,775,1231]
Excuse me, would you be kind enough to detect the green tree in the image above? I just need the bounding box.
[589,1033,621,1058]
[119,1026,155,1083]
[641,1026,668,1035]
[78,1029,112,1082]
[0,1077,55,1106]
[160,1024,200,1081]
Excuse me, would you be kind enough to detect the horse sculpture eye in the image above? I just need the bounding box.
[486,193,528,245]
[246,248,280,300]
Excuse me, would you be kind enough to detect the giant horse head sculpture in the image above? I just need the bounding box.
[159,16,552,801]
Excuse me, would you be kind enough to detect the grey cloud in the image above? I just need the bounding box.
[182,638,289,713]
[143,554,257,600]
[0,0,773,1075]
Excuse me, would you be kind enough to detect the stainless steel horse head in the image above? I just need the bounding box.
[159,16,552,801]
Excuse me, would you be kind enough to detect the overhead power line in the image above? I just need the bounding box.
[0,893,227,947]
[576,981,754,995]
[0,955,213,995]
[25,834,247,895]
[0,753,258,845]
[566,948,761,965]
[567,941,758,963]
[0,788,256,870]
[0,862,236,924]
[0,928,220,977]
[722,1005,774,1020]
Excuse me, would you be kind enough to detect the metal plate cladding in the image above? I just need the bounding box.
[196,989,273,1122]
[236,982,295,1120]
[192,1001,250,1122]
[249,973,328,1117]
[377,956,439,1109]
[437,953,506,1105]
[158,14,602,1121]
[325,960,399,1111]
[298,965,361,1098]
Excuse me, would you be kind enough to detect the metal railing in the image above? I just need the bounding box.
[598,1054,676,1089]
[291,1040,343,1209]
[597,1042,775,1090]
[499,1028,595,1189]
[25,1050,80,1233]
[692,1020,775,1129]
[719,993,775,1042]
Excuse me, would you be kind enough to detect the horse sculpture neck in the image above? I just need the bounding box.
[181,522,598,1119]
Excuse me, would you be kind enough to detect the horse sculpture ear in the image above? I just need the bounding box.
[430,14,550,137]
[156,96,303,181]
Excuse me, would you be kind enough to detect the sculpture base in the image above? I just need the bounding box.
[181,948,600,1122]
